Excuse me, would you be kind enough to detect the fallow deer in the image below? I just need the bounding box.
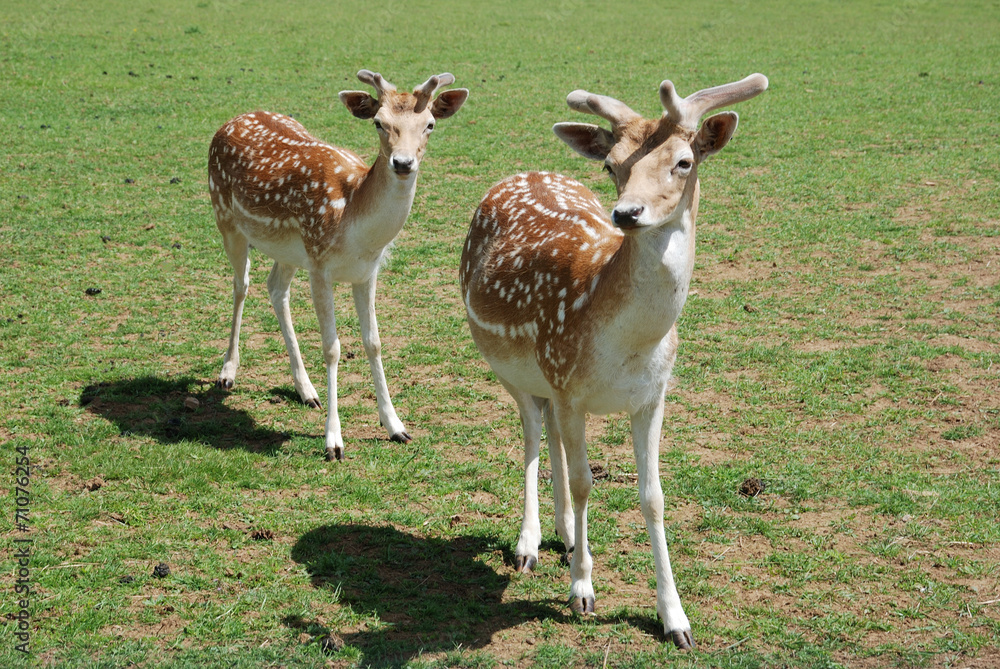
[459,73,767,647]
[209,70,468,461]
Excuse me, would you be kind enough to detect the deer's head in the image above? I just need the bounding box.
[553,73,768,229]
[339,70,469,178]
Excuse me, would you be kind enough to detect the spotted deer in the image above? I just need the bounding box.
[459,73,767,647]
[209,70,468,461]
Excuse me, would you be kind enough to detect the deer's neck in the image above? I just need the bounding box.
[603,192,698,346]
[344,154,418,250]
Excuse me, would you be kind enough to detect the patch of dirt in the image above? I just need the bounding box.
[103,614,185,641]
[682,500,1000,656]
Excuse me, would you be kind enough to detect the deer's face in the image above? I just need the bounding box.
[372,95,437,178]
[602,119,698,230]
[555,112,740,231]
[340,85,468,180]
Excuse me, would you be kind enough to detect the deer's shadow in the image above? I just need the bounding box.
[79,375,298,454]
[289,523,565,666]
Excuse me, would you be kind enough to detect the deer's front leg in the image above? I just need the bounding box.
[352,275,410,443]
[309,271,344,461]
[632,400,693,649]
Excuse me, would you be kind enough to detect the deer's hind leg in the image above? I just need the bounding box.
[217,229,251,390]
[268,261,321,408]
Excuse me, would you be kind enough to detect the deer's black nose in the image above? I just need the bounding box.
[612,205,644,228]
[391,157,414,174]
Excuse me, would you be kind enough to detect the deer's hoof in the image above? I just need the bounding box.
[390,431,412,444]
[669,629,695,651]
[325,445,344,462]
[216,378,234,390]
[569,596,595,615]
[513,554,537,573]
[305,397,322,409]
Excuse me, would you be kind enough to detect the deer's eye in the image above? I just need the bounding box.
[426,122,435,132]
[676,159,693,171]
[603,164,614,176]
[373,119,385,132]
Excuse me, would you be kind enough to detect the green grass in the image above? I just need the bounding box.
[2,0,999,667]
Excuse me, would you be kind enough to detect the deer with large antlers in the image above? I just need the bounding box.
[460,73,767,647]
[209,70,468,461]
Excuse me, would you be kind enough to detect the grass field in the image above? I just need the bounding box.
[2,0,999,666]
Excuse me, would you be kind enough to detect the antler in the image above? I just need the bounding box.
[356,69,397,99]
[565,90,641,127]
[413,72,456,111]
[660,73,768,129]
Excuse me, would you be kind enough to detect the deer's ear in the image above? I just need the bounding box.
[339,91,379,119]
[553,122,615,161]
[431,89,469,119]
[694,112,739,160]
